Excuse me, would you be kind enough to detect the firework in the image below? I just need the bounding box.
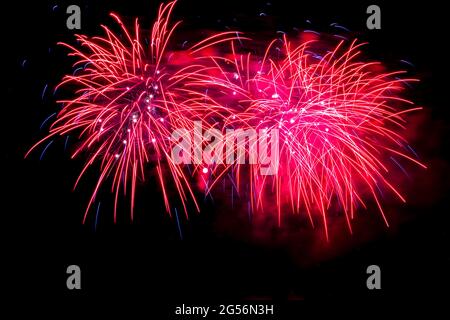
[27,2,426,239]
[197,35,426,240]
[26,1,240,222]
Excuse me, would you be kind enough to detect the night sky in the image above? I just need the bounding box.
[3,0,450,316]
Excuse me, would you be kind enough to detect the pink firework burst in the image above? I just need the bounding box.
[195,35,427,240]
[27,1,240,222]
[27,2,426,240]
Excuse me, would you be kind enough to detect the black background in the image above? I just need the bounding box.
[3,0,450,316]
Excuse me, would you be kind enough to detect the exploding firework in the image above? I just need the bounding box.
[195,35,427,240]
[26,1,241,222]
[27,1,426,240]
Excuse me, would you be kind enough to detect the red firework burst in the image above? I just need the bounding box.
[195,35,427,240]
[27,1,241,222]
[27,1,426,240]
